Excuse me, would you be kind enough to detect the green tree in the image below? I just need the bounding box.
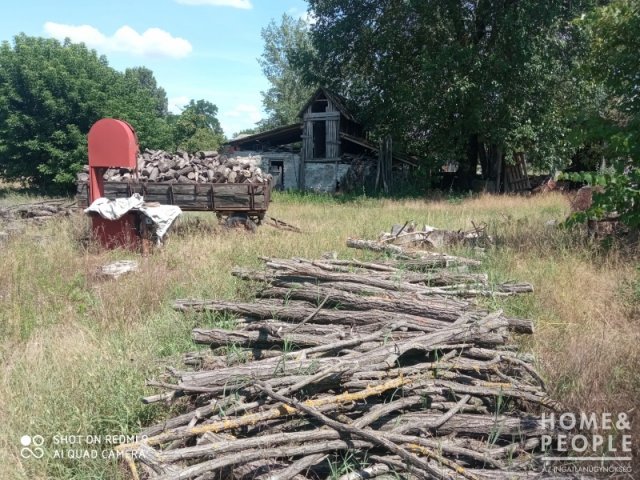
[124,66,169,117]
[307,0,596,187]
[580,0,639,160]
[258,13,316,129]
[173,99,225,152]
[0,35,112,187]
[0,34,174,189]
[108,71,174,152]
[565,0,640,229]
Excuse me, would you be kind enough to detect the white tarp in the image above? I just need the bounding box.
[138,204,182,239]
[84,194,182,240]
[84,194,144,220]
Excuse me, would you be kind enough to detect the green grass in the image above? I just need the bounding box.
[1,190,638,478]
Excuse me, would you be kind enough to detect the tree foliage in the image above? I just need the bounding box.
[0,34,226,190]
[0,35,111,186]
[305,0,597,183]
[124,66,169,117]
[579,0,639,160]
[565,0,640,228]
[172,99,225,152]
[107,68,174,154]
[258,14,316,129]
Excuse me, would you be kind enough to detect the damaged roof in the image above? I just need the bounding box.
[297,87,358,123]
[227,87,360,150]
[340,132,418,167]
[226,88,416,167]
[227,123,302,149]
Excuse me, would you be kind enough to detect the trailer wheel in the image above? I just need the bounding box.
[225,214,257,233]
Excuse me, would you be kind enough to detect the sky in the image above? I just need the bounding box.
[0,0,310,137]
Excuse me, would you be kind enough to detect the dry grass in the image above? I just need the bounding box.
[0,190,638,478]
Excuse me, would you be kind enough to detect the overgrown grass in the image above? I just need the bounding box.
[1,191,638,478]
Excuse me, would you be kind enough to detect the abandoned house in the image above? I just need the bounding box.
[226,87,416,193]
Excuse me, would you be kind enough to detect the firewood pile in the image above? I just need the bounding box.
[117,240,564,480]
[77,150,271,185]
[378,223,492,250]
[0,200,75,224]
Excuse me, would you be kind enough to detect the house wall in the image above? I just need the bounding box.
[232,150,301,191]
[233,150,360,193]
[261,153,301,191]
[304,162,351,192]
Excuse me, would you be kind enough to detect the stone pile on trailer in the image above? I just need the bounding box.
[76,150,273,226]
[77,149,271,185]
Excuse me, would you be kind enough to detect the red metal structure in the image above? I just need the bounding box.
[87,119,141,249]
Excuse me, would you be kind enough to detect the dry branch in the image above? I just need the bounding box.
[120,252,555,479]
[346,238,482,267]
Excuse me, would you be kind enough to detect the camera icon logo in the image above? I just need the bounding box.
[20,435,45,459]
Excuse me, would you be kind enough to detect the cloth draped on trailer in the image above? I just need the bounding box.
[84,193,182,239]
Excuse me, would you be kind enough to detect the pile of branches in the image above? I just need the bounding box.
[78,150,271,185]
[378,223,492,250]
[0,199,75,224]
[118,242,564,480]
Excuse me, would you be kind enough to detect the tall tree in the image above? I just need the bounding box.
[565,0,640,229]
[124,66,169,117]
[0,34,174,189]
[106,71,174,153]
[308,0,596,187]
[0,35,113,187]
[258,13,316,129]
[580,0,639,160]
[173,99,225,152]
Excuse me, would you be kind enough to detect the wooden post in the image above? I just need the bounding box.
[495,147,503,194]
[375,139,382,192]
[325,103,340,159]
[300,118,313,190]
[377,136,392,194]
[385,136,392,193]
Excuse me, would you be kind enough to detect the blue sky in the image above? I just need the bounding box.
[0,0,310,137]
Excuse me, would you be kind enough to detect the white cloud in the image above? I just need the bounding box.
[224,104,262,122]
[220,103,263,137]
[287,7,316,24]
[176,0,252,9]
[43,22,192,59]
[168,96,191,114]
[301,11,317,25]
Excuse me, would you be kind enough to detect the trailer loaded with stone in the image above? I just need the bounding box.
[77,149,273,227]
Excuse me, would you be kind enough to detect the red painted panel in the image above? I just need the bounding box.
[91,214,140,250]
[88,167,105,204]
[88,119,138,169]
[86,118,141,251]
